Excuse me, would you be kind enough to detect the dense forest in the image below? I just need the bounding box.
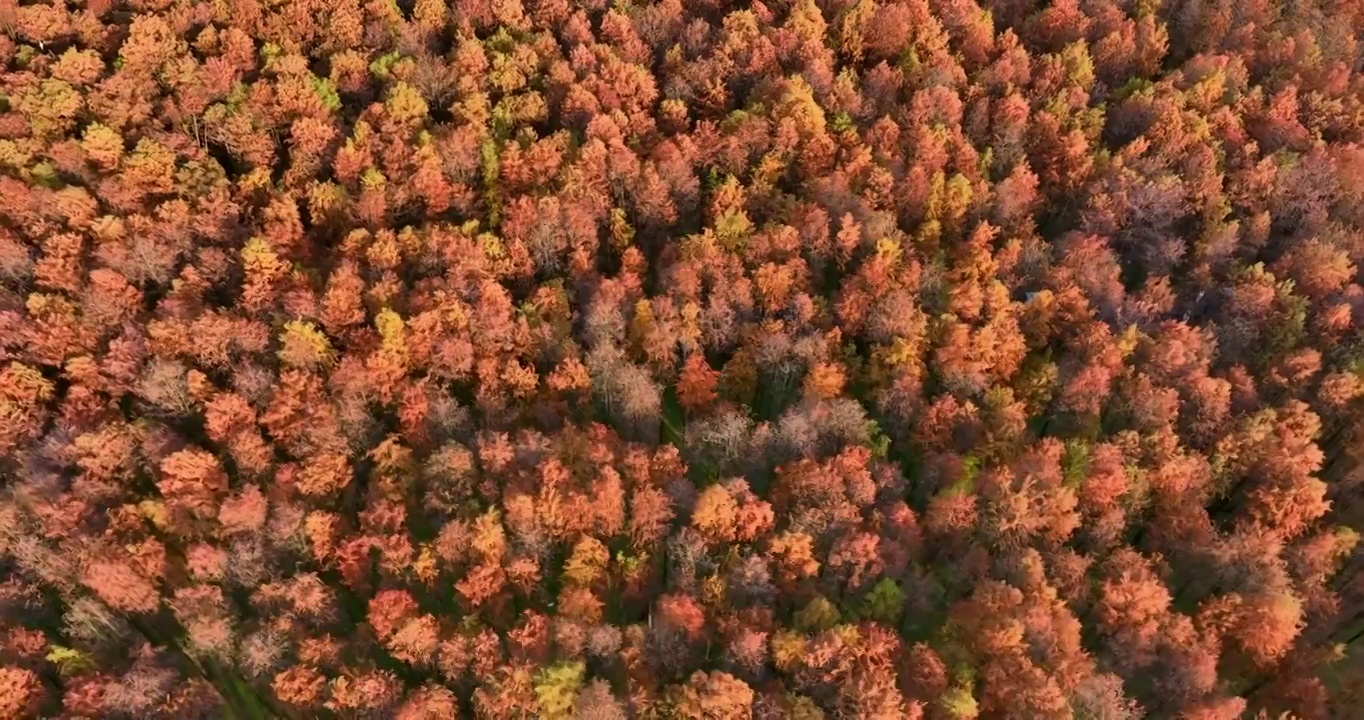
[2,0,1364,717]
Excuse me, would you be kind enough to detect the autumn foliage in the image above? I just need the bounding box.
[3,0,1364,717]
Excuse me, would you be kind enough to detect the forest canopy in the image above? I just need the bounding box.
[2,0,1364,717]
